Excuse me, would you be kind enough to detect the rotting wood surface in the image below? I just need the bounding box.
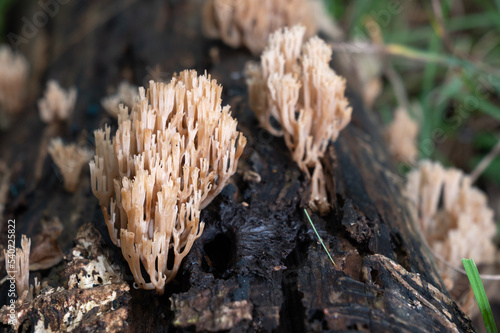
[0,0,474,332]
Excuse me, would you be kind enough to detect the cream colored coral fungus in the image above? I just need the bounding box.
[90,70,246,294]
[0,46,29,114]
[38,80,77,123]
[406,160,497,290]
[385,107,419,165]
[101,81,138,118]
[202,0,316,55]
[4,235,40,302]
[48,138,93,192]
[246,25,352,214]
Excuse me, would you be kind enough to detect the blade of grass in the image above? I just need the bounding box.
[387,43,500,78]
[422,33,441,96]
[448,12,500,31]
[304,209,335,266]
[470,138,500,183]
[462,259,498,333]
[471,156,500,185]
[475,2,500,25]
[454,93,500,122]
[436,76,463,106]
[389,26,434,44]
[332,42,500,78]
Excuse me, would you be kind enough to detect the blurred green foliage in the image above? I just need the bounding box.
[0,0,16,43]
[325,0,500,185]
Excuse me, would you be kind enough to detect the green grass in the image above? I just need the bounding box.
[462,259,498,333]
[325,0,500,186]
[304,209,335,266]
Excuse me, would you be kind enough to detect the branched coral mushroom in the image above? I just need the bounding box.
[101,81,138,118]
[202,0,316,55]
[90,70,246,294]
[38,80,77,123]
[385,107,419,165]
[48,138,93,192]
[3,235,40,302]
[0,46,29,114]
[246,25,352,214]
[406,160,497,290]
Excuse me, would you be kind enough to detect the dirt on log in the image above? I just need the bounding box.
[0,0,474,332]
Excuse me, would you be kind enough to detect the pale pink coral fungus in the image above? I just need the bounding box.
[48,138,93,192]
[0,45,29,114]
[90,70,246,294]
[407,160,497,289]
[385,107,419,165]
[101,81,138,118]
[202,0,316,55]
[246,25,352,214]
[3,235,40,302]
[38,80,77,123]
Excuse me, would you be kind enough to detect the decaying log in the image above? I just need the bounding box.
[0,224,130,332]
[0,0,474,332]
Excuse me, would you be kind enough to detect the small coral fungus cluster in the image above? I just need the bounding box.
[48,138,93,192]
[406,160,497,290]
[90,70,246,294]
[101,81,138,118]
[38,80,77,123]
[246,25,352,214]
[0,46,29,115]
[384,107,419,165]
[4,236,40,302]
[202,0,316,55]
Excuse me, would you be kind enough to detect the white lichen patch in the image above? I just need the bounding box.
[62,291,118,331]
[70,255,119,289]
[34,313,52,333]
[0,224,130,332]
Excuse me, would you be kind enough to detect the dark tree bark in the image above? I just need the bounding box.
[0,0,474,332]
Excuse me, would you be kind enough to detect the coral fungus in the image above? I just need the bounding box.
[202,0,316,55]
[0,45,29,114]
[101,81,138,118]
[48,138,93,192]
[406,160,497,289]
[3,235,39,302]
[90,70,246,293]
[38,80,77,123]
[385,107,419,165]
[246,25,351,214]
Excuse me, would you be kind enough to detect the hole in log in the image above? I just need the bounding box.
[203,232,236,279]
